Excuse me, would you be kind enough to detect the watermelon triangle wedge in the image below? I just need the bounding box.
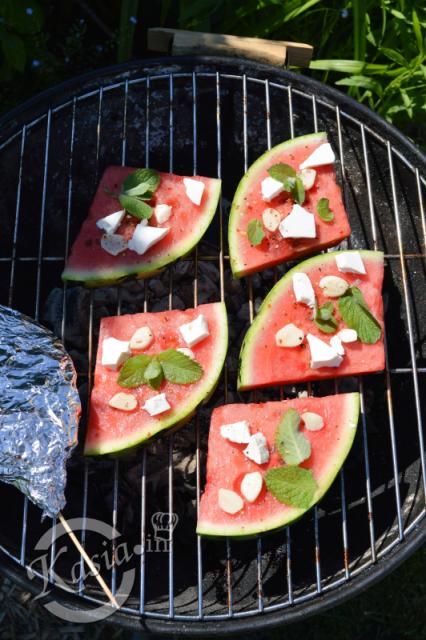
[62,166,221,287]
[85,302,227,455]
[238,250,385,390]
[197,393,359,537]
[228,132,351,278]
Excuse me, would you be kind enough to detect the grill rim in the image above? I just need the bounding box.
[0,56,425,634]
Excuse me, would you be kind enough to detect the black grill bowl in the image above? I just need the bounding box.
[0,57,425,635]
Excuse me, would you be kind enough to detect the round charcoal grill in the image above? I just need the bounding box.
[0,57,425,635]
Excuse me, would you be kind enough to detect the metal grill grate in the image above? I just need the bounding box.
[0,59,425,634]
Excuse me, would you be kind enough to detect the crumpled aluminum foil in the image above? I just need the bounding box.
[0,305,81,518]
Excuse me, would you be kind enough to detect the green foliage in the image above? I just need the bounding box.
[175,0,426,144]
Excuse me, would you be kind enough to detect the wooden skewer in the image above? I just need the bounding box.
[58,513,119,609]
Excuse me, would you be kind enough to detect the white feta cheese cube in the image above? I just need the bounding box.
[338,328,358,343]
[100,233,128,256]
[142,393,171,416]
[307,334,343,369]
[292,272,316,308]
[96,209,125,234]
[299,142,335,170]
[330,334,345,356]
[261,176,284,202]
[178,314,209,347]
[220,420,251,444]
[101,337,131,370]
[240,472,263,503]
[183,177,205,205]
[127,222,169,255]
[335,251,366,275]
[154,203,172,224]
[279,204,316,239]
[243,433,269,465]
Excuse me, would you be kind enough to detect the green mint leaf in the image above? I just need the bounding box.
[268,163,296,191]
[314,302,338,334]
[122,168,160,197]
[118,354,152,388]
[290,175,305,205]
[338,286,381,344]
[158,349,203,384]
[143,356,164,390]
[275,408,311,465]
[247,219,265,246]
[119,193,152,220]
[265,466,317,509]
[317,197,334,222]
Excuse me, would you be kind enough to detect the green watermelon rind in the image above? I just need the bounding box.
[62,179,222,287]
[238,250,384,391]
[84,301,228,455]
[196,392,360,537]
[228,131,329,278]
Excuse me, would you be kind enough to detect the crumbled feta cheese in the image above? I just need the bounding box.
[100,233,128,256]
[220,420,251,444]
[183,178,205,205]
[292,272,316,308]
[319,275,349,297]
[307,334,343,369]
[338,328,358,343]
[299,142,335,170]
[330,334,345,356]
[101,337,131,370]
[279,204,316,239]
[301,412,324,431]
[243,433,269,465]
[240,472,263,502]
[178,314,209,347]
[142,393,171,416]
[261,176,284,202]
[96,209,125,234]
[275,323,304,347]
[335,251,366,275]
[127,222,169,255]
[218,488,244,514]
[108,392,137,412]
[154,203,172,224]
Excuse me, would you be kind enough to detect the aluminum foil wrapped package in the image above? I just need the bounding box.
[0,305,81,518]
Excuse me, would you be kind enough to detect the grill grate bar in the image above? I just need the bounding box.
[387,143,426,507]
[416,169,426,250]
[8,125,26,307]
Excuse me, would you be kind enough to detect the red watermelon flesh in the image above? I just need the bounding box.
[228,132,351,278]
[85,302,227,455]
[62,166,221,286]
[197,393,359,537]
[238,250,384,390]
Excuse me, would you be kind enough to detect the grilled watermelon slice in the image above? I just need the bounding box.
[62,166,221,287]
[228,132,351,278]
[197,393,359,537]
[238,250,384,390]
[85,302,227,455]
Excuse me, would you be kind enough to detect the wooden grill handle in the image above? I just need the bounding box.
[147,28,313,68]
